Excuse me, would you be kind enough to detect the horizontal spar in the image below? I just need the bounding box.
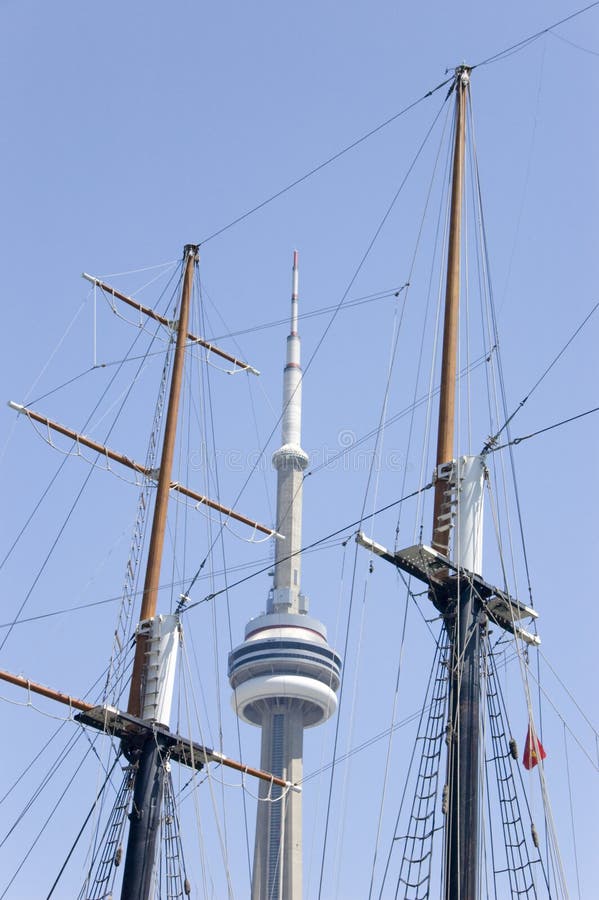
[8,402,279,538]
[0,669,298,791]
[82,273,260,376]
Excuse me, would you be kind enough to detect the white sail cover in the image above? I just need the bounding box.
[138,613,181,726]
[454,455,486,575]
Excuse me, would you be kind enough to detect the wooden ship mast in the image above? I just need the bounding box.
[1,243,297,899]
[357,66,540,899]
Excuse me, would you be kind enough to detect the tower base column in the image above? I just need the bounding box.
[252,700,305,900]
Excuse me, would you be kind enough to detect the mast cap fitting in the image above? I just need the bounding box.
[183,244,200,261]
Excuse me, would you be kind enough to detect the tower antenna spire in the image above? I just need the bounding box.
[290,248,299,335]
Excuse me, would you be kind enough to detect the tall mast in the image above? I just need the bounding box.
[431,68,467,557]
[127,244,197,718]
[120,243,198,899]
[355,64,540,899]
[3,242,312,897]
[430,67,483,900]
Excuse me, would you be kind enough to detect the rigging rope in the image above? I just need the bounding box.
[484,640,548,897]
[318,277,411,894]
[206,286,404,342]
[490,405,599,452]
[191,1,599,252]
[46,754,121,900]
[179,637,235,899]
[197,77,453,246]
[563,724,583,899]
[0,540,347,629]
[550,29,599,56]
[539,651,598,741]
[375,633,448,899]
[483,300,599,453]
[313,94,450,878]
[0,741,97,899]
[472,1,599,69]
[392,101,454,550]
[0,273,183,647]
[413,100,455,542]
[522,667,599,773]
[194,269,247,879]
[6,297,88,425]
[183,99,448,604]
[316,530,360,899]
[181,481,433,612]
[206,366,255,882]
[486,475,570,897]
[366,575,413,899]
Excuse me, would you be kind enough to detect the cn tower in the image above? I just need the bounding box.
[229,252,341,900]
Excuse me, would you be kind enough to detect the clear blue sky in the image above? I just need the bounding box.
[1,2,597,897]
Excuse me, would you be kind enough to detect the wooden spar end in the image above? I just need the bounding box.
[0,668,93,713]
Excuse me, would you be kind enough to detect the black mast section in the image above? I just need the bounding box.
[444,578,481,899]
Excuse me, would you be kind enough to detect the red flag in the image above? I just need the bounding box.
[523,725,547,770]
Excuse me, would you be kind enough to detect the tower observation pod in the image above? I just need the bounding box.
[228,252,341,900]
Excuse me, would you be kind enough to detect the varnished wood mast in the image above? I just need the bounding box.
[431,70,467,556]
[126,246,196,716]
[431,68,481,900]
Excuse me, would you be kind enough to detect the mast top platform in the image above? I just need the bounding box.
[356,531,540,646]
